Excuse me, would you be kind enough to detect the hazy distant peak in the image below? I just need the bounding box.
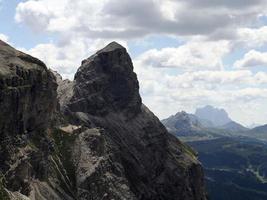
[195,105,232,126]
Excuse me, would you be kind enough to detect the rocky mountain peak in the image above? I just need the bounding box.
[175,110,187,116]
[195,105,231,126]
[69,42,142,117]
[162,111,203,136]
[97,41,125,53]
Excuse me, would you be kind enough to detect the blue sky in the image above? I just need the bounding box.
[0,1,51,48]
[1,0,267,126]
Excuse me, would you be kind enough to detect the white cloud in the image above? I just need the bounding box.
[15,0,54,32]
[136,40,230,71]
[14,0,267,76]
[0,34,9,43]
[169,70,267,87]
[238,26,267,47]
[234,50,267,68]
[15,0,267,39]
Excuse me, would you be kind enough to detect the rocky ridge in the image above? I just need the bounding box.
[0,40,207,200]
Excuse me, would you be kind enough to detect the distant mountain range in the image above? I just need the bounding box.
[218,121,249,132]
[161,111,204,135]
[162,105,267,200]
[195,105,232,126]
[162,105,249,140]
[249,124,267,134]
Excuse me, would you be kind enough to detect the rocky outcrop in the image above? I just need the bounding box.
[0,40,207,200]
[66,42,141,118]
[0,41,74,200]
[60,42,207,200]
[0,40,57,136]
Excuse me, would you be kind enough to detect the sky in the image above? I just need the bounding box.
[1,0,267,126]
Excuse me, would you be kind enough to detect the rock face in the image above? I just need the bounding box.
[0,41,74,200]
[0,40,207,200]
[68,42,141,118]
[0,41,57,136]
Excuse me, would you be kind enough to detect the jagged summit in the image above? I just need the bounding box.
[71,41,141,117]
[97,41,126,53]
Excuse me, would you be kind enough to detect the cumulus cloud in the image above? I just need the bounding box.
[14,0,267,75]
[15,0,267,39]
[238,26,267,47]
[136,40,230,71]
[234,50,267,68]
[15,0,54,32]
[168,70,267,87]
[0,34,9,43]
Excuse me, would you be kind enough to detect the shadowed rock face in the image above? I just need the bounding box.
[0,41,57,136]
[0,40,207,200]
[68,42,142,118]
[61,42,207,200]
[0,41,71,200]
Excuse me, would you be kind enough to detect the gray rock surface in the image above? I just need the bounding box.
[0,40,207,200]
[0,41,74,200]
[61,42,207,200]
[0,40,57,136]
